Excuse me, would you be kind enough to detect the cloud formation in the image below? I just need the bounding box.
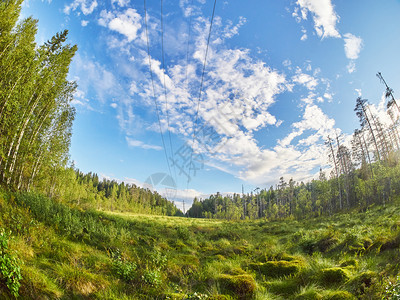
[126,137,162,151]
[295,0,341,38]
[293,0,363,73]
[64,0,98,15]
[343,33,363,60]
[98,8,142,42]
[66,1,347,187]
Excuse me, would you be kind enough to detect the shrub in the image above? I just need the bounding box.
[250,260,304,278]
[176,226,191,240]
[317,268,350,286]
[113,259,137,282]
[0,230,22,297]
[142,269,162,287]
[219,274,257,299]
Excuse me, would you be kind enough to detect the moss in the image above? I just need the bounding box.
[250,260,305,278]
[317,268,351,286]
[316,234,339,253]
[380,232,400,251]
[322,290,355,300]
[339,259,358,269]
[347,271,376,296]
[219,274,257,299]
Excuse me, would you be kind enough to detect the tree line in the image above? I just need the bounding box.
[0,0,76,192]
[0,0,181,216]
[56,167,183,216]
[187,73,400,220]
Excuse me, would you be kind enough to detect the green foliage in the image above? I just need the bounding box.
[113,259,137,282]
[265,277,300,297]
[1,189,400,299]
[218,274,257,299]
[142,269,162,286]
[347,271,377,296]
[185,292,210,299]
[385,276,400,299]
[317,268,351,286]
[0,230,22,297]
[250,260,305,278]
[322,290,355,299]
[294,285,323,299]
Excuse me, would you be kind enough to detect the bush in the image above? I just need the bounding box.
[219,274,257,299]
[113,259,137,282]
[142,269,162,286]
[0,230,22,297]
[250,260,305,278]
[317,268,350,286]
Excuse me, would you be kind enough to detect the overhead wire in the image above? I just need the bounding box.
[186,0,217,187]
[143,0,173,179]
[181,0,196,210]
[160,0,178,188]
[184,0,195,86]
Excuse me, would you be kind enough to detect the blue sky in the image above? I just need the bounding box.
[21,0,400,210]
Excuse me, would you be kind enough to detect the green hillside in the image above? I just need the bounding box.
[1,189,400,299]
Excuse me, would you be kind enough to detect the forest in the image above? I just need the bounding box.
[1,0,400,299]
[0,0,180,217]
[188,85,400,221]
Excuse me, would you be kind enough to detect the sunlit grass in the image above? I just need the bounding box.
[1,190,400,298]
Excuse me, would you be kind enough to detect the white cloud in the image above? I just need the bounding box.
[81,20,89,27]
[347,60,356,73]
[324,92,333,101]
[292,72,318,90]
[72,54,118,103]
[343,33,363,60]
[99,8,142,42]
[300,28,308,41]
[126,137,162,151]
[223,17,247,39]
[64,0,98,15]
[296,0,341,38]
[111,0,130,7]
[92,3,344,188]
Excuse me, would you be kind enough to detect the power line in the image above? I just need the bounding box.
[185,0,195,86]
[161,0,178,186]
[143,0,173,178]
[187,0,217,186]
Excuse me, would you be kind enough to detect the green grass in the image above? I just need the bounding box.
[1,190,400,298]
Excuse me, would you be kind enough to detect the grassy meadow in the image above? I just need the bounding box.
[1,189,400,299]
